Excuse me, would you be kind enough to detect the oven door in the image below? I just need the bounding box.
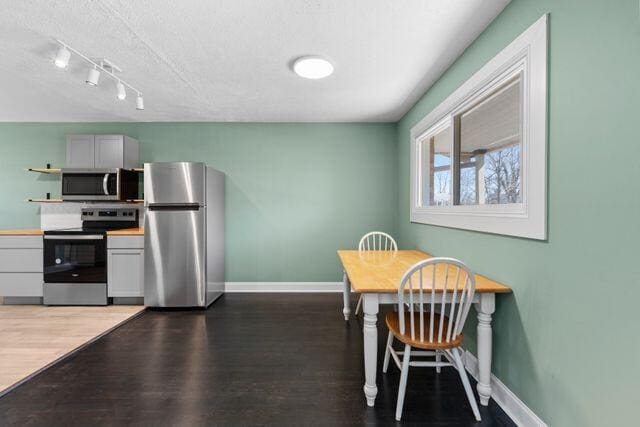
[61,171,120,200]
[43,235,107,283]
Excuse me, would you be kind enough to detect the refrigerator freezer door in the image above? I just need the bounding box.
[144,206,206,307]
[144,162,206,206]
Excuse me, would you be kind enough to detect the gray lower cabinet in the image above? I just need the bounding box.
[107,236,144,298]
[107,249,144,297]
[0,236,43,298]
[0,235,146,302]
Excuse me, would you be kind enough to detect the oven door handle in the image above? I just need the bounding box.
[44,235,104,240]
[103,173,110,195]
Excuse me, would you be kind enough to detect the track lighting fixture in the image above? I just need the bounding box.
[116,81,126,100]
[54,46,70,68]
[52,39,145,111]
[86,66,100,86]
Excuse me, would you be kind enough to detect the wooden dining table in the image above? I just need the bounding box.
[338,249,512,408]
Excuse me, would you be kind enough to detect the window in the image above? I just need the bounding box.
[410,15,548,240]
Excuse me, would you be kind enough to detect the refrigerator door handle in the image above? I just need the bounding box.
[147,203,201,211]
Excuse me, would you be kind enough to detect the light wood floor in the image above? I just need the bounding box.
[0,304,144,395]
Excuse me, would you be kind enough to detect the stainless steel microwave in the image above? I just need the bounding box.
[61,168,139,201]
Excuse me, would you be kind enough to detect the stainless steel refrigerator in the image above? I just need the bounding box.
[144,162,225,307]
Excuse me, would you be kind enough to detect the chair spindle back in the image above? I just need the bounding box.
[397,257,476,344]
[358,231,398,252]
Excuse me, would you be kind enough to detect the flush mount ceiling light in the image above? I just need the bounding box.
[52,39,145,110]
[293,56,334,79]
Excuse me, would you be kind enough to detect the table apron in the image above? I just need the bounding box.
[373,292,481,305]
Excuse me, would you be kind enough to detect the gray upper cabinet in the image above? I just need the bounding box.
[66,134,139,169]
[66,134,95,168]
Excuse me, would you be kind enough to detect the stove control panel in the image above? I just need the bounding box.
[81,208,138,222]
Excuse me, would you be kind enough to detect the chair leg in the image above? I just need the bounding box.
[382,331,393,373]
[435,351,442,373]
[452,348,481,422]
[355,294,363,315]
[395,344,411,421]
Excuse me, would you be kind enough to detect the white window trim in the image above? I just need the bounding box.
[410,14,548,240]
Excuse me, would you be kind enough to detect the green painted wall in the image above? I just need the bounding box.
[0,122,397,282]
[396,0,640,425]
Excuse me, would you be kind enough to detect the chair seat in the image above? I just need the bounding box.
[385,311,463,350]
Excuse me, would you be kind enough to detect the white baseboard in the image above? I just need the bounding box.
[225,282,343,293]
[463,350,547,427]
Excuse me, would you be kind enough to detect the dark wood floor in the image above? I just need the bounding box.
[0,294,514,426]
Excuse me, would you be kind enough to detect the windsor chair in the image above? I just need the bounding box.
[383,257,481,421]
[353,231,397,316]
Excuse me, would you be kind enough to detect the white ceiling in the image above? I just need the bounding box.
[0,0,510,122]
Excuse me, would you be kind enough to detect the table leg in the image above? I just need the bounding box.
[342,271,351,321]
[363,293,379,406]
[475,293,495,406]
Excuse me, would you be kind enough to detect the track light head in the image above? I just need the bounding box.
[86,67,100,86]
[54,46,70,68]
[116,81,126,100]
[136,94,144,110]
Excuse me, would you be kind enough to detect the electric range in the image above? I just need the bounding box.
[43,207,139,305]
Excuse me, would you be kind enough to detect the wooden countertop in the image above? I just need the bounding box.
[0,228,144,236]
[106,228,144,236]
[338,250,511,294]
[0,229,43,236]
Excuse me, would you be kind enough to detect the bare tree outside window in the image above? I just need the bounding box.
[483,144,521,203]
[433,158,451,206]
[420,125,451,207]
[459,164,476,205]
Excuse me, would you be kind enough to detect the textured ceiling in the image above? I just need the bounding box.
[0,0,510,122]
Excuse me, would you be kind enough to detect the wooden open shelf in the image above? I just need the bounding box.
[28,168,62,174]
[28,198,144,203]
[29,168,143,173]
[27,198,64,203]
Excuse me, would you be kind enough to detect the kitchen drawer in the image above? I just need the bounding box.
[107,235,144,249]
[0,249,43,272]
[0,273,43,297]
[0,236,43,249]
